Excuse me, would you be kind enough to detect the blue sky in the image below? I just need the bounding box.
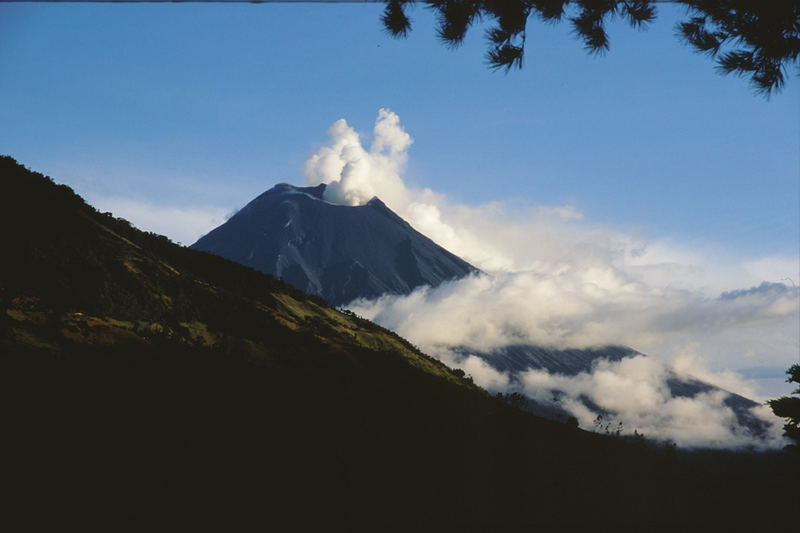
[1,3,799,403]
[1,3,797,254]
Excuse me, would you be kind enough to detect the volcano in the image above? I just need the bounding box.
[191,183,478,306]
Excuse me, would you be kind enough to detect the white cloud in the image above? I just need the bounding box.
[310,109,799,448]
[461,354,512,391]
[670,343,762,400]
[304,108,412,208]
[87,196,230,246]
[350,272,798,356]
[517,355,786,449]
[423,345,786,448]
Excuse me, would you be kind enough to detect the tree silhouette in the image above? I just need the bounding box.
[768,364,800,452]
[382,0,800,95]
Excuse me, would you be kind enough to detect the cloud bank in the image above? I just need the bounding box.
[405,344,787,449]
[351,276,798,359]
[518,355,785,449]
[305,109,798,447]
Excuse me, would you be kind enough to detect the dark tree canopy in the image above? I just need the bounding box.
[769,364,800,452]
[382,0,800,95]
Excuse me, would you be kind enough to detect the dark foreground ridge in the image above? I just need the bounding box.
[191,182,478,306]
[0,156,796,531]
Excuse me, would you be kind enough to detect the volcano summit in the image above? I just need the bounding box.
[191,183,478,306]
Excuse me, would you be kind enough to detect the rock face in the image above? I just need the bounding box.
[191,183,478,306]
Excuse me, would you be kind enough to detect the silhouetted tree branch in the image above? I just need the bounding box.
[382,0,800,95]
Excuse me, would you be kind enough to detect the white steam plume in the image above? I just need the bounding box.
[304,108,412,207]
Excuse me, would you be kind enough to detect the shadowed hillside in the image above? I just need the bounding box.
[0,156,796,531]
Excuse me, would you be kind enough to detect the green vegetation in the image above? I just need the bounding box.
[1,155,797,531]
[769,364,800,452]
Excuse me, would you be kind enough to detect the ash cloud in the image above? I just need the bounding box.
[306,110,799,448]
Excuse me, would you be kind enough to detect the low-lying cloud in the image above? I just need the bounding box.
[518,355,785,449]
[306,109,798,447]
[415,345,787,449]
[350,275,798,356]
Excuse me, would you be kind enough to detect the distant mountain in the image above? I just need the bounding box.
[1,156,795,531]
[454,344,766,435]
[455,344,639,376]
[191,183,478,306]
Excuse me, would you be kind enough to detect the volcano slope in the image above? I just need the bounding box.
[191,182,478,306]
[0,156,796,531]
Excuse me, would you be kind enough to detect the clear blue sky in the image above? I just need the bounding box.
[1,2,798,257]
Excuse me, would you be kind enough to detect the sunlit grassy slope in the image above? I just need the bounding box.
[0,156,796,532]
[0,155,465,387]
